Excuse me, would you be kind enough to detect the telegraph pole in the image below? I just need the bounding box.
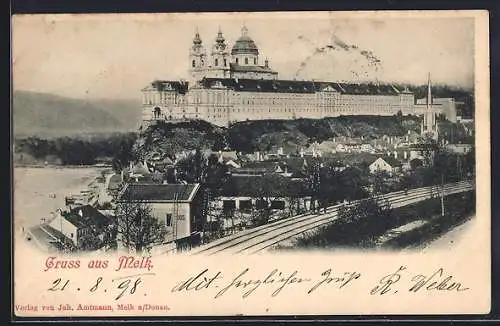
[440,172,445,217]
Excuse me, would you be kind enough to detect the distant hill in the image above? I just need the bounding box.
[13,91,142,137]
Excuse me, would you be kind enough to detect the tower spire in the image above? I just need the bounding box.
[193,26,202,45]
[241,24,248,36]
[215,26,225,43]
[421,72,438,140]
[426,72,432,107]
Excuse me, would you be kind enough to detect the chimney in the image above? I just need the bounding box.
[78,209,83,217]
[393,151,398,159]
[387,152,391,156]
[403,151,408,160]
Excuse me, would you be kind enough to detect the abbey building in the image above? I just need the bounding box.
[141,26,457,127]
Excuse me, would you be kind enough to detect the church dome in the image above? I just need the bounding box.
[231,26,259,55]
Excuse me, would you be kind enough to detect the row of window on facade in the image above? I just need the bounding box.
[152,105,405,120]
[192,57,258,68]
[144,93,180,105]
[165,213,185,227]
[145,92,414,107]
[222,199,285,210]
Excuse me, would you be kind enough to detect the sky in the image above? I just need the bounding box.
[12,11,477,99]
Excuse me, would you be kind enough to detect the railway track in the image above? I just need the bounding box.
[189,181,474,255]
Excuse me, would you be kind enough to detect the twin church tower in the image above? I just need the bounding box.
[188,25,278,81]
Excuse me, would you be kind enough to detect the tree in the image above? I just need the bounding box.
[222,206,236,234]
[396,110,403,125]
[303,158,322,213]
[336,196,393,247]
[315,162,345,212]
[248,173,288,226]
[338,166,370,202]
[111,135,138,173]
[78,233,102,251]
[371,171,392,195]
[400,173,413,192]
[463,146,475,178]
[415,134,439,167]
[286,179,308,216]
[115,200,167,254]
[409,158,424,170]
[205,154,229,195]
[434,150,461,183]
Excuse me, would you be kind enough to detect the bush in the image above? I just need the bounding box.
[295,196,392,249]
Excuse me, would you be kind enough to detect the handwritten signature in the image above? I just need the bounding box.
[370,266,470,295]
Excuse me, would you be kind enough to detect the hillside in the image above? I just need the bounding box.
[138,115,422,156]
[90,98,142,130]
[13,91,141,137]
[226,116,422,153]
[136,120,227,159]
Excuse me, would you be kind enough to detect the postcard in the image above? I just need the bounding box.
[12,10,490,317]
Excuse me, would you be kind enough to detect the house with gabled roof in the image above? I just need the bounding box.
[368,156,403,175]
[48,205,115,250]
[117,183,202,250]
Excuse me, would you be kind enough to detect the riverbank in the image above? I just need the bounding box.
[13,163,112,169]
[14,167,107,229]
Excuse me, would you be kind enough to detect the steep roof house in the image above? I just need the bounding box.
[48,205,115,250]
[368,156,403,174]
[117,183,202,251]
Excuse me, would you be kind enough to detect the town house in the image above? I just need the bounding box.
[118,183,202,250]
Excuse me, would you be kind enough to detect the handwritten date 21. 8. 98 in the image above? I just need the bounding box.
[47,273,155,300]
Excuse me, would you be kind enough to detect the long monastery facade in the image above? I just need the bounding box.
[141,26,456,127]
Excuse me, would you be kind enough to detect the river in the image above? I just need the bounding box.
[13,166,107,230]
